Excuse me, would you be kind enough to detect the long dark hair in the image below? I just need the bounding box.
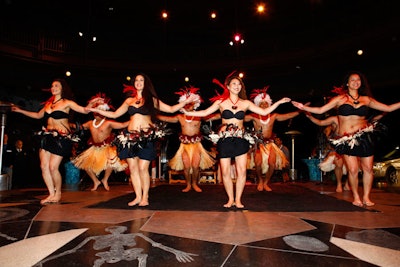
[342,71,372,97]
[134,72,160,121]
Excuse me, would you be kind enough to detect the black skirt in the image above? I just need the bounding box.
[217,137,250,159]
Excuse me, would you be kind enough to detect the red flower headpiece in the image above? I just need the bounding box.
[175,86,203,109]
[331,86,346,95]
[88,92,114,110]
[122,84,137,96]
[209,78,230,103]
[250,86,272,106]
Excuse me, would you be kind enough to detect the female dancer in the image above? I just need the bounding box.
[12,78,92,204]
[182,72,290,208]
[88,73,197,206]
[293,71,400,207]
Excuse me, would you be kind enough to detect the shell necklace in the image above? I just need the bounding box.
[184,115,194,123]
[259,114,270,125]
[92,118,105,128]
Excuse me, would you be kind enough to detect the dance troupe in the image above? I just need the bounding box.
[11,71,400,208]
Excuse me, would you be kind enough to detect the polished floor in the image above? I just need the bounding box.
[0,176,400,267]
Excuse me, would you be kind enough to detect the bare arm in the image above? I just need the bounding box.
[89,99,130,119]
[182,101,221,117]
[157,114,179,123]
[368,98,400,113]
[275,110,300,121]
[157,94,198,113]
[305,113,338,127]
[248,97,291,115]
[66,99,91,114]
[11,105,45,119]
[292,95,345,114]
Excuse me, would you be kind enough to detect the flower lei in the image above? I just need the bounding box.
[207,124,255,145]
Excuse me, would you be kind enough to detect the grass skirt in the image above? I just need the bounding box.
[73,145,127,175]
[247,143,289,174]
[168,142,215,171]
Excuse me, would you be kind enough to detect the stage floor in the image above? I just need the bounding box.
[0,180,399,266]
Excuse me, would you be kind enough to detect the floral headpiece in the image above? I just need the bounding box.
[250,86,272,106]
[331,86,346,95]
[175,86,203,110]
[122,84,137,97]
[88,92,114,111]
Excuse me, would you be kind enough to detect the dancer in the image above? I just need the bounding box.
[293,71,400,207]
[245,87,300,191]
[11,78,93,204]
[305,114,350,192]
[73,93,128,191]
[182,72,290,208]
[158,86,219,192]
[87,73,198,206]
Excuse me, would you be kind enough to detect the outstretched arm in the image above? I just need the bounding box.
[305,113,338,127]
[248,97,291,116]
[11,105,45,119]
[182,101,220,117]
[158,94,199,113]
[368,98,400,113]
[292,95,345,114]
[157,114,179,123]
[88,99,130,119]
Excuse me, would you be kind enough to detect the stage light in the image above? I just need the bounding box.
[234,34,241,42]
[92,36,97,42]
[65,71,71,77]
[257,4,265,13]
[185,77,190,82]
[357,49,363,55]
[162,11,168,19]
[210,11,217,19]
[126,76,131,81]
[78,32,83,37]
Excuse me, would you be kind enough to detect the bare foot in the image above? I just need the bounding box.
[91,180,101,191]
[139,201,149,207]
[223,200,235,208]
[263,184,272,192]
[336,186,343,193]
[128,198,141,206]
[182,185,191,192]
[192,184,202,192]
[363,199,375,207]
[101,179,110,191]
[40,196,53,205]
[257,183,264,191]
[343,185,351,191]
[352,201,363,207]
[235,202,244,208]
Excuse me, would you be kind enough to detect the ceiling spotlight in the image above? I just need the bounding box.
[234,34,241,42]
[78,32,83,37]
[210,11,217,19]
[126,76,131,81]
[92,36,97,42]
[65,71,71,77]
[357,49,363,56]
[185,77,190,82]
[257,4,265,13]
[162,11,168,19]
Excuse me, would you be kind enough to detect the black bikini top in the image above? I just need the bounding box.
[221,110,245,120]
[337,104,369,117]
[44,111,69,120]
[128,105,151,116]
